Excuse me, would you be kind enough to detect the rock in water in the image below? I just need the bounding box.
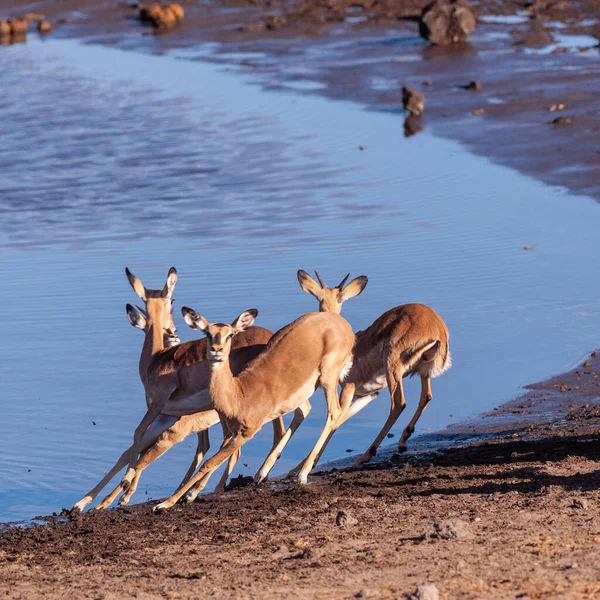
[419,0,475,46]
[37,20,52,33]
[402,86,425,116]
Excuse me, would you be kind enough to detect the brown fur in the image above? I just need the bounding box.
[153,310,355,510]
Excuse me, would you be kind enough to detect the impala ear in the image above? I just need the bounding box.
[339,276,368,303]
[182,306,209,332]
[297,270,323,300]
[231,309,258,333]
[126,304,146,330]
[162,267,178,299]
[125,267,147,301]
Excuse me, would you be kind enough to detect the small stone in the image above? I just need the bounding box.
[572,498,589,510]
[523,245,533,251]
[402,86,425,116]
[355,589,378,599]
[591,352,597,358]
[583,361,591,368]
[359,145,366,151]
[422,80,433,86]
[429,518,473,539]
[37,20,52,33]
[465,80,482,90]
[559,384,569,392]
[346,448,353,452]
[549,103,565,112]
[552,116,572,126]
[0,20,10,35]
[472,108,485,116]
[336,510,359,528]
[410,584,440,600]
[387,433,395,438]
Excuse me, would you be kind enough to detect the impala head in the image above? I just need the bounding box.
[297,269,368,314]
[126,304,180,347]
[182,307,258,364]
[125,266,178,335]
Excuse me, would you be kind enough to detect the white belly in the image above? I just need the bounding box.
[265,372,318,422]
[161,390,213,417]
[358,370,387,395]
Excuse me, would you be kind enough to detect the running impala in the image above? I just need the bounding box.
[72,267,283,511]
[294,269,451,473]
[152,307,355,511]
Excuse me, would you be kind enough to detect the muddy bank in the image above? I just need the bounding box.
[1,0,599,199]
[1,350,599,599]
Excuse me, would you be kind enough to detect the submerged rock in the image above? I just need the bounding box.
[8,17,28,35]
[419,0,475,46]
[402,86,426,116]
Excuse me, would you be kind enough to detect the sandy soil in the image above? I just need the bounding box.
[1,350,599,599]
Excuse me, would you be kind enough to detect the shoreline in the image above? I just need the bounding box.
[1,349,599,598]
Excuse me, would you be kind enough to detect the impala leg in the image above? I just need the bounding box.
[73,446,133,511]
[288,384,356,477]
[95,415,181,510]
[397,374,432,452]
[183,425,233,502]
[176,430,210,490]
[121,388,175,491]
[254,401,312,484]
[354,367,406,467]
[213,448,241,493]
[296,381,343,485]
[154,430,255,512]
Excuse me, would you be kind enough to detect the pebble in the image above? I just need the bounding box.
[409,584,440,600]
[552,116,572,126]
[402,86,426,116]
[571,498,589,510]
[429,518,473,540]
[336,510,359,528]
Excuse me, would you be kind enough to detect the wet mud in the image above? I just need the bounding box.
[1,350,599,599]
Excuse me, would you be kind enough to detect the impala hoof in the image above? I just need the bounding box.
[72,496,91,512]
[296,472,308,485]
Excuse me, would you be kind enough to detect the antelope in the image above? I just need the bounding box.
[295,269,451,472]
[94,304,214,510]
[73,267,282,511]
[152,307,355,512]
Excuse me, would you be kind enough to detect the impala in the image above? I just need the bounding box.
[73,267,282,511]
[295,269,451,473]
[152,307,355,511]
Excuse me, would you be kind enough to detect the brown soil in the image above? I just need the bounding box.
[1,350,599,599]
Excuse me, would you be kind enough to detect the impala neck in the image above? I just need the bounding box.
[209,358,240,419]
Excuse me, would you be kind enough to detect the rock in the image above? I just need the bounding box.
[167,3,184,21]
[37,20,52,33]
[419,0,475,46]
[355,589,379,598]
[410,584,440,600]
[402,86,425,116]
[549,103,565,112]
[552,116,572,126]
[572,498,589,510]
[336,510,359,528]
[472,108,485,116]
[9,17,28,35]
[463,80,482,90]
[523,245,533,251]
[139,3,162,22]
[583,361,591,368]
[429,518,473,540]
[0,20,10,36]
[265,15,286,30]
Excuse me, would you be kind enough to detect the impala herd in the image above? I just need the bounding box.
[72,267,451,513]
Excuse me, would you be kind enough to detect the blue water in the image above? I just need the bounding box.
[0,38,598,521]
